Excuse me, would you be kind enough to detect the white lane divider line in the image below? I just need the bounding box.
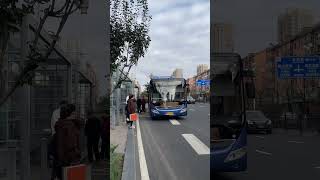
[189,109,195,111]
[169,119,181,125]
[288,140,304,144]
[255,136,265,139]
[182,134,210,155]
[255,149,272,156]
[136,119,150,180]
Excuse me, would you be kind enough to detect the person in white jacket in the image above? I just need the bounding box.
[50,100,68,136]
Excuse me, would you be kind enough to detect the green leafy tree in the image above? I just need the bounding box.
[110,0,151,90]
[0,0,89,107]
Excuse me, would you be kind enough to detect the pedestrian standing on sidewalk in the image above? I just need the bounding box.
[85,110,101,163]
[141,97,146,113]
[137,97,142,113]
[100,114,109,160]
[127,94,137,129]
[52,104,81,180]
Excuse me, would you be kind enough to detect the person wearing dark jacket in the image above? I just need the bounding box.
[137,98,142,113]
[52,104,80,180]
[141,97,146,112]
[127,95,137,129]
[85,111,101,162]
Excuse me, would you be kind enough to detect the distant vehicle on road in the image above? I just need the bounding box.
[148,76,188,119]
[181,96,196,104]
[246,111,272,134]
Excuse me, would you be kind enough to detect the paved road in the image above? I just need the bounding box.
[213,130,320,180]
[134,103,210,180]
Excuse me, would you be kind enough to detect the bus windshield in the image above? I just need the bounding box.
[149,77,187,107]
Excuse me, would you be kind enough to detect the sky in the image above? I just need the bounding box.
[212,0,320,57]
[133,0,210,88]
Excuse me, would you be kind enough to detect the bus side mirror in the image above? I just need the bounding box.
[245,82,255,98]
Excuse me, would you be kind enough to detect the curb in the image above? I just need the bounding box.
[121,128,136,180]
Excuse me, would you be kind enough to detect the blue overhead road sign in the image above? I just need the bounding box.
[277,56,320,79]
[196,79,210,86]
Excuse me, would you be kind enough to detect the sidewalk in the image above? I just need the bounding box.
[111,122,128,154]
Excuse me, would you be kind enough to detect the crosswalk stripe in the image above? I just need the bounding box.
[182,134,210,155]
[169,119,181,125]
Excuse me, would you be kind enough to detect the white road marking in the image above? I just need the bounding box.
[314,166,320,169]
[255,150,272,156]
[288,141,304,144]
[169,119,181,125]
[255,136,265,139]
[136,119,150,180]
[182,134,210,155]
[189,109,195,111]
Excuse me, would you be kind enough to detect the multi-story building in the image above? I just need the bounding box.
[278,8,314,43]
[172,68,183,78]
[197,64,209,75]
[212,23,234,53]
[244,22,320,106]
[186,76,196,96]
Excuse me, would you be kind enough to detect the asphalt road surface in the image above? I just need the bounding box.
[213,130,320,180]
[134,103,210,180]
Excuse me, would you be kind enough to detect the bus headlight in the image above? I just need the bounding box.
[151,109,160,114]
[180,108,187,113]
[224,147,247,163]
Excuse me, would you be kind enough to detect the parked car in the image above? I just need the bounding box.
[246,111,272,134]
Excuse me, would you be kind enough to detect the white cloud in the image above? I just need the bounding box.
[135,0,210,88]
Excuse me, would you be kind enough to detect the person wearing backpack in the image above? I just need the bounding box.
[52,104,81,180]
[85,111,101,163]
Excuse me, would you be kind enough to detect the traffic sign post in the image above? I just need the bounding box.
[276,56,320,135]
[277,56,320,79]
[196,79,210,86]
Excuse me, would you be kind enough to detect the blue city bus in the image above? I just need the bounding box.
[211,53,247,172]
[148,76,188,119]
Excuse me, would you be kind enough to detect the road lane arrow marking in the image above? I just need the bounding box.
[169,119,181,125]
[182,134,210,155]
